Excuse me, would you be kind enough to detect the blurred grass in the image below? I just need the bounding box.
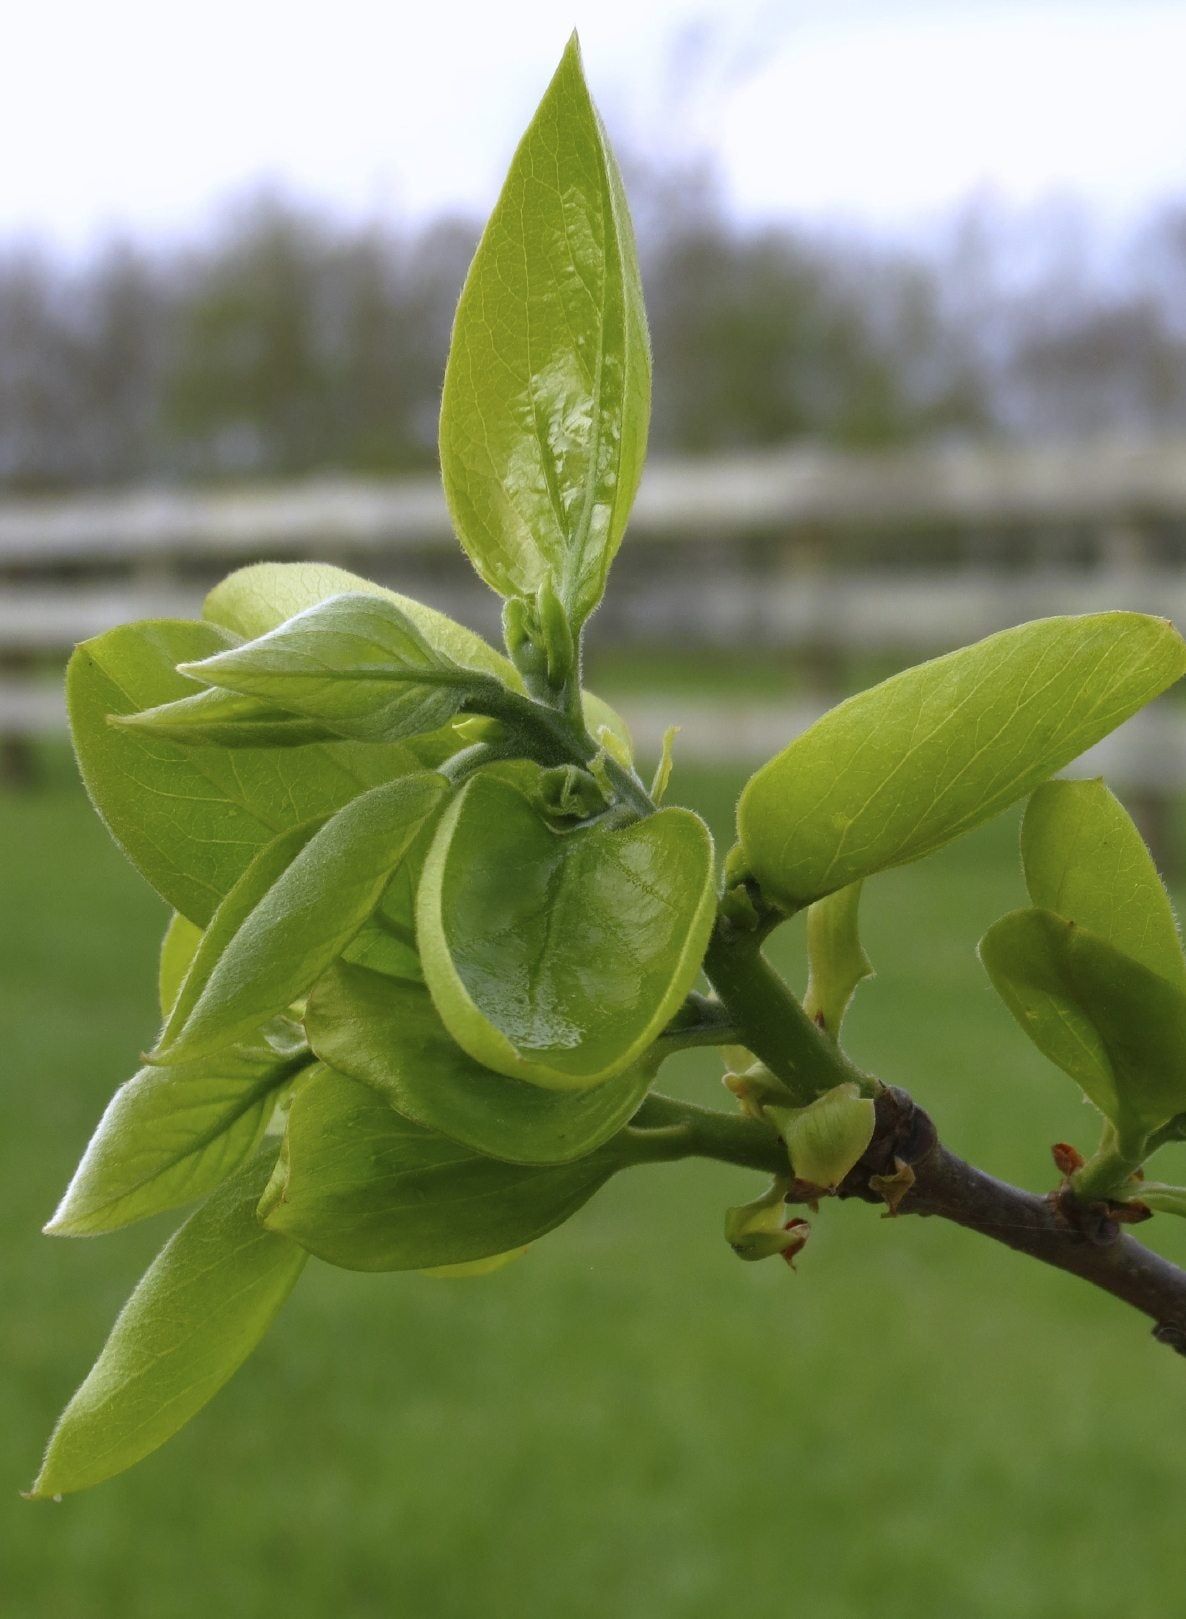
[4,757,1186,1617]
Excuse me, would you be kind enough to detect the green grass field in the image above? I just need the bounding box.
[5,758,1186,1617]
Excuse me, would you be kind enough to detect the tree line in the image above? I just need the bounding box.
[3,177,1186,490]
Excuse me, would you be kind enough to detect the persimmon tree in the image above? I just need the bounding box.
[29,36,1186,1500]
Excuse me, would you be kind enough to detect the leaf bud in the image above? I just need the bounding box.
[765,1083,876,1193]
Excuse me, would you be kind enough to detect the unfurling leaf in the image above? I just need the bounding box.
[803,882,872,1040]
[44,1023,308,1236]
[158,912,202,1017]
[979,908,1186,1131]
[260,1066,618,1270]
[152,772,448,1065]
[68,618,438,926]
[177,594,493,745]
[438,34,650,629]
[202,559,636,758]
[738,613,1186,911]
[1020,778,1186,986]
[766,1084,876,1191]
[115,685,342,748]
[417,773,715,1089]
[306,962,657,1164]
[31,1152,305,1498]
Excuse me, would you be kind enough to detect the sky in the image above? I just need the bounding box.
[5,0,1186,252]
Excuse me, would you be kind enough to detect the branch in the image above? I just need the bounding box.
[632,1086,1186,1354]
[831,1087,1186,1357]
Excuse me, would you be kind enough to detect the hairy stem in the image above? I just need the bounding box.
[703,923,867,1104]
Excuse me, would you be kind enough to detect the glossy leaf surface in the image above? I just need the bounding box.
[306,962,656,1164]
[154,773,447,1064]
[32,1152,305,1498]
[261,1066,617,1270]
[418,774,715,1088]
[68,619,432,926]
[438,35,650,627]
[1021,778,1185,986]
[739,613,1186,910]
[980,908,1186,1129]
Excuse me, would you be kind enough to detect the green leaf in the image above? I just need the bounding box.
[417,774,715,1089]
[204,561,514,682]
[116,685,342,748]
[176,593,489,744]
[438,34,650,629]
[260,1065,618,1270]
[1020,778,1186,987]
[766,1083,876,1191]
[203,559,635,759]
[158,913,202,1017]
[979,908,1186,1130]
[153,772,448,1065]
[306,962,657,1165]
[68,619,438,926]
[738,613,1186,911]
[803,882,872,1040]
[44,1023,308,1236]
[30,1151,306,1498]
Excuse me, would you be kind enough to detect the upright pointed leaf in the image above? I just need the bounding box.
[31,1152,305,1498]
[739,613,1186,911]
[439,35,651,627]
[260,1066,618,1270]
[306,962,656,1165]
[154,772,448,1065]
[68,619,439,926]
[417,774,715,1089]
[1021,778,1186,987]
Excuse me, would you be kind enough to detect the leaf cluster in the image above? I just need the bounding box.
[33,36,1186,1498]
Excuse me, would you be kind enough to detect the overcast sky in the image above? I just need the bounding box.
[6,0,1186,251]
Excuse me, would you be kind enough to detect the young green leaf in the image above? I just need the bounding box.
[260,1065,618,1270]
[117,685,342,748]
[803,882,872,1041]
[438,34,651,629]
[1021,778,1186,987]
[69,619,439,925]
[158,912,203,1017]
[158,822,325,1048]
[44,1024,308,1236]
[979,907,1186,1130]
[417,774,715,1089]
[203,559,636,759]
[153,772,448,1065]
[204,560,514,682]
[738,612,1186,911]
[306,962,657,1165]
[178,594,493,744]
[30,1151,305,1498]
[766,1083,876,1192]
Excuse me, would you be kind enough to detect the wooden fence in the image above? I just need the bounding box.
[4,437,1186,802]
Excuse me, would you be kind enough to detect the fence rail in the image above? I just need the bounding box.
[4,438,1186,800]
